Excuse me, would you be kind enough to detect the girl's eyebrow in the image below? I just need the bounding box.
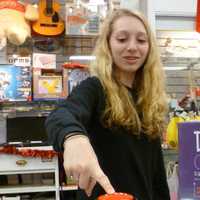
[116,30,127,34]
[114,31,128,36]
[137,31,148,37]
[115,30,147,36]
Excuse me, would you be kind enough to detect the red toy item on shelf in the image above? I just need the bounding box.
[0,145,59,159]
[98,192,134,200]
[62,62,87,69]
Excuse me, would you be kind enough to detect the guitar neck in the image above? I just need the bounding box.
[46,0,53,15]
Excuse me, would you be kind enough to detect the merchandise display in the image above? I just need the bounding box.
[65,5,100,35]
[179,121,200,199]
[33,68,68,100]
[62,62,90,93]
[33,53,56,69]
[67,68,90,93]
[0,146,60,199]
[0,0,107,199]
[166,110,200,148]
[0,64,31,101]
[65,0,108,36]
[0,145,58,159]
[0,0,199,199]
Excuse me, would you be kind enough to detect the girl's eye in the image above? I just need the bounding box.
[117,38,127,42]
[138,39,147,43]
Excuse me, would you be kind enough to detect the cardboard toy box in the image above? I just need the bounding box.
[33,53,56,69]
[66,68,90,93]
[0,64,31,101]
[33,68,68,100]
[62,62,90,93]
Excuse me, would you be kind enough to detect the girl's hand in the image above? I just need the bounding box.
[63,135,115,196]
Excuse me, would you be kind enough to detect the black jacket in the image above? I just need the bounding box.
[45,77,170,200]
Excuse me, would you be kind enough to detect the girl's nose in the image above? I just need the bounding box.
[127,41,137,51]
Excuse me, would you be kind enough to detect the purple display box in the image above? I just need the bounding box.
[179,121,200,199]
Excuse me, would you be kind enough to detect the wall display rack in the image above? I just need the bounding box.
[157,30,200,102]
[157,30,200,69]
[0,0,104,197]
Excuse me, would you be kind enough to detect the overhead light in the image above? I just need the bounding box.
[12,54,18,58]
[69,55,96,60]
[164,66,187,70]
[89,0,105,5]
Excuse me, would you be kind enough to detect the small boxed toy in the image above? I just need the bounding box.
[0,64,31,101]
[33,53,56,69]
[62,62,90,93]
[33,68,68,100]
[67,68,90,93]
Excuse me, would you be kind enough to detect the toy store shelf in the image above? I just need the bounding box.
[0,110,51,118]
[0,185,57,194]
[0,100,59,118]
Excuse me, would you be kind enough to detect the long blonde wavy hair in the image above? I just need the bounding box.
[89,9,168,138]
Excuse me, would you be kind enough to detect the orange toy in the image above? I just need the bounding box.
[98,193,134,200]
[32,0,64,36]
[62,62,87,69]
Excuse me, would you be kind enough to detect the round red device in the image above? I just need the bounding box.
[98,192,135,200]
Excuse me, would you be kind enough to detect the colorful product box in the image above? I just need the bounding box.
[179,121,200,199]
[0,64,31,101]
[33,53,56,69]
[64,68,90,93]
[33,68,68,100]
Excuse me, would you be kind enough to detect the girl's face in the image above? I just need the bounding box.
[109,15,149,86]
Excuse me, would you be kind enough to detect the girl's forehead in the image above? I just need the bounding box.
[111,16,147,35]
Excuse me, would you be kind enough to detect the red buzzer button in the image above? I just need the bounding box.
[97,192,135,200]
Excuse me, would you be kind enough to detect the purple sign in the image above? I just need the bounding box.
[179,121,200,199]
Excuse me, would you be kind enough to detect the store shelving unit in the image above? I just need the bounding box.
[0,146,60,199]
[60,185,78,191]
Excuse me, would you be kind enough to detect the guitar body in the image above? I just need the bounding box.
[32,0,64,36]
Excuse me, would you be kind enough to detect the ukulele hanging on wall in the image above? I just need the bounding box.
[32,0,65,36]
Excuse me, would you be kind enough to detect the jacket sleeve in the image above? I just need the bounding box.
[153,138,170,200]
[45,77,104,152]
